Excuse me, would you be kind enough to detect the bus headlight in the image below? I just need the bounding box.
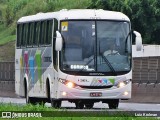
[116,80,130,88]
[66,82,74,88]
[59,79,77,88]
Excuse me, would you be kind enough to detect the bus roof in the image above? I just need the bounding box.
[17,9,130,23]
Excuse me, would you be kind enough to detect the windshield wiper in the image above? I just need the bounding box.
[99,53,117,76]
[99,40,117,75]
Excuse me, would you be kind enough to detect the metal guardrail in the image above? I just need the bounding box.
[0,62,15,81]
[133,57,160,84]
[0,57,160,83]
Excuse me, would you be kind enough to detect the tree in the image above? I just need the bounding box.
[89,0,160,44]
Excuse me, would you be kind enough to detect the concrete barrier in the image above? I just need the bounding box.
[125,83,160,103]
[0,81,16,97]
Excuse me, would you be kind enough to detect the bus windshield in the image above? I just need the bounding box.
[60,20,131,75]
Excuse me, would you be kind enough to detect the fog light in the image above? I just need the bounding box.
[66,82,74,88]
[62,91,67,96]
[124,91,128,96]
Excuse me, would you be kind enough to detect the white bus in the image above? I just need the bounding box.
[15,9,142,109]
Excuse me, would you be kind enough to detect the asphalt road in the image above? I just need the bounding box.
[0,97,160,111]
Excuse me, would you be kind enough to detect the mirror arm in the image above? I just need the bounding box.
[55,31,63,51]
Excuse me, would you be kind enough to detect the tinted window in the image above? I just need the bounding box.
[27,22,34,46]
[40,21,47,45]
[17,24,22,47]
[33,22,40,46]
[17,19,54,48]
[21,24,26,47]
[53,19,58,67]
[46,20,53,45]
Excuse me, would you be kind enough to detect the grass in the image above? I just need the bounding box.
[0,24,16,45]
[0,103,159,120]
[0,103,52,111]
[0,0,91,46]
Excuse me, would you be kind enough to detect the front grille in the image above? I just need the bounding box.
[79,85,113,89]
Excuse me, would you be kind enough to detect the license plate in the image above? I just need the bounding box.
[90,92,102,97]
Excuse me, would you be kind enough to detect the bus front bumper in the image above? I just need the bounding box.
[56,82,131,100]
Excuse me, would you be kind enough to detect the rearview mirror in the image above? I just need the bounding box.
[133,31,142,51]
[55,31,63,51]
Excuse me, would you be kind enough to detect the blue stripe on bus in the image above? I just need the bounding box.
[29,56,34,84]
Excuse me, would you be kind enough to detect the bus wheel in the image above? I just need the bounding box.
[51,99,61,108]
[26,92,37,105]
[25,83,36,105]
[85,103,94,109]
[75,101,84,109]
[108,99,119,109]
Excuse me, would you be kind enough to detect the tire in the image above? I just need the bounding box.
[46,79,50,102]
[51,99,61,108]
[24,81,29,104]
[24,80,46,106]
[24,81,37,105]
[75,101,84,109]
[25,89,37,105]
[108,99,119,109]
[85,103,94,109]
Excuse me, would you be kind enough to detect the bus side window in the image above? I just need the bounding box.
[28,22,34,47]
[46,20,53,45]
[41,21,47,46]
[25,23,29,47]
[53,19,58,41]
[39,21,43,46]
[39,21,44,46]
[17,24,22,48]
[33,22,36,46]
[32,22,35,47]
[21,24,25,47]
[21,24,27,47]
[34,22,40,47]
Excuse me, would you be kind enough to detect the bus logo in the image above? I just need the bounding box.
[91,78,115,86]
[2,112,12,118]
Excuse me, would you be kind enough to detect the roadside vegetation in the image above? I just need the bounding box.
[89,0,160,44]
[0,0,90,61]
